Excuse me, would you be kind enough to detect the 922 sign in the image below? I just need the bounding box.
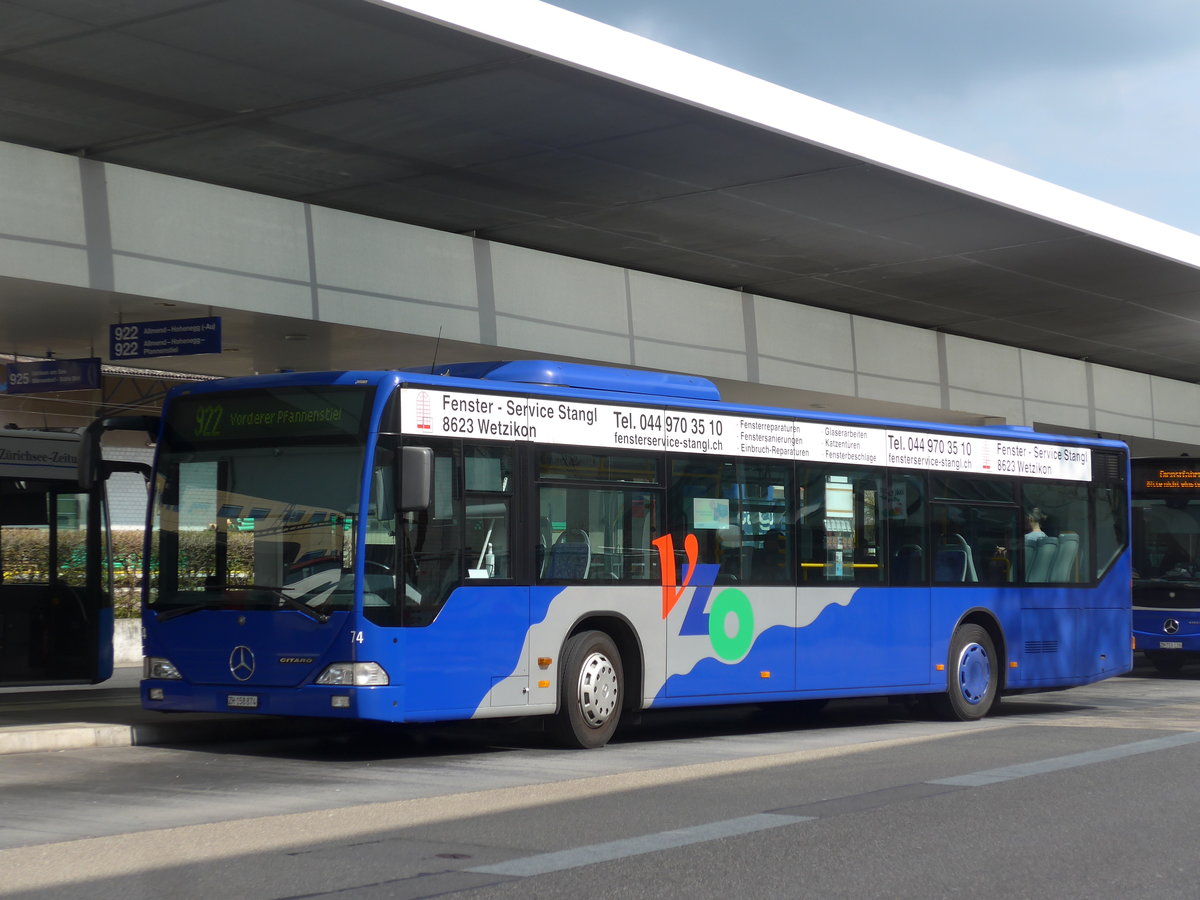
[109,317,221,360]
[110,324,142,359]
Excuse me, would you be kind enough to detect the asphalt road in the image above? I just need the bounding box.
[4,658,1200,899]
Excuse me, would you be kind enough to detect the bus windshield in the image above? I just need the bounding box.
[150,386,373,618]
[1132,494,1200,608]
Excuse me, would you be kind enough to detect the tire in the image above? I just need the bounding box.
[1145,650,1187,676]
[547,630,623,749]
[933,624,999,721]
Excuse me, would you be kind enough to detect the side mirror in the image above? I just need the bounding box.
[79,415,160,490]
[399,446,433,511]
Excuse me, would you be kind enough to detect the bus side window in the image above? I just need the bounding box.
[1022,482,1091,584]
[537,449,661,585]
[464,445,511,580]
[930,505,1018,585]
[1094,484,1126,579]
[391,442,462,627]
[666,458,792,585]
[888,473,927,585]
[929,476,1018,585]
[362,448,398,618]
[797,466,885,584]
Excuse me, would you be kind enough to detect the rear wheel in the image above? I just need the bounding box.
[933,624,999,721]
[547,630,623,749]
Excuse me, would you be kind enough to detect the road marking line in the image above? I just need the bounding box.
[468,813,812,877]
[929,730,1200,786]
[468,731,1200,878]
[0,728,960,893]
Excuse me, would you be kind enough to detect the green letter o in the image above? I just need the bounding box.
[709,588,754,661]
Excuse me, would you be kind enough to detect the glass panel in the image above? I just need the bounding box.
[361,448,399,625]
[539,451,658,483]
[932,505,1019,584]
[1132,489,1200,603]
[539,486,659,583]
[0,493,51,585]
[888,472,927,585]
[399,443,461,627]
[931,475,1016,505]
[55,493,88,589]
[667,458,792,584]
[1094,484,1126,580]
[1022,482,1090,584]
[797,466,885,584]
[0,490,93,588]
[465,445,513,580]
[151,444,365,616]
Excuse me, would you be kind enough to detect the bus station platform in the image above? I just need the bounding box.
[0,668,334,755]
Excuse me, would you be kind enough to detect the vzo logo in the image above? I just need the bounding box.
[652,533,754,662]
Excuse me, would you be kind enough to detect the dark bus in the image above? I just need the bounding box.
[1131,457,1200,674]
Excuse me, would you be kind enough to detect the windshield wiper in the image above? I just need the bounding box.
[203,583,331,624]
[155,603,208,622]
[247,583,332,624]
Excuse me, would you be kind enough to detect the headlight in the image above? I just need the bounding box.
[144,656,182,680]
[315,661,389,686]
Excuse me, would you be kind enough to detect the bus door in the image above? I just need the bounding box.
[663,457,797,698]
[0,480,111,685]
[790,468,927,691]
[390,440,533,715]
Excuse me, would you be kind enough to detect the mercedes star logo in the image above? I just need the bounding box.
[229,645,256,681]
[1164,619,1181,635]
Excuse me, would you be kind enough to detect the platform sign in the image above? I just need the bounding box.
[109,316,221,360]
[5,357,101,394]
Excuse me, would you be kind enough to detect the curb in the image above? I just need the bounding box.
[0,723,135,754]
[0,716,345,756]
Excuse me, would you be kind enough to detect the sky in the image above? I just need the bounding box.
[543,0,1200,236]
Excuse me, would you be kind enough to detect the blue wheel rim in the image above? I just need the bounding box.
[958,642,991,704]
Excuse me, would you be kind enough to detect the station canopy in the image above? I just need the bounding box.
[4,0,1200,383]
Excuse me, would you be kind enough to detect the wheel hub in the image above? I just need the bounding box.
[957,641,991,704]
[577,651,618,727]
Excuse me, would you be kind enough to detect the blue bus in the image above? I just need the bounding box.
[1131,457,1200,674]
[134,361,1131,747]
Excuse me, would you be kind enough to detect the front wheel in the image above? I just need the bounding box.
[933,624,999,721]
[547,630,623,749]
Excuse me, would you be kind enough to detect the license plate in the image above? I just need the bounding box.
[1159,641,1184,650]
[227,694,259,709]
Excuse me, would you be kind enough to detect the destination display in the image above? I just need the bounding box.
[167,387,372,446]
[402,388,1092,481]
[1131,461,1200,492]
